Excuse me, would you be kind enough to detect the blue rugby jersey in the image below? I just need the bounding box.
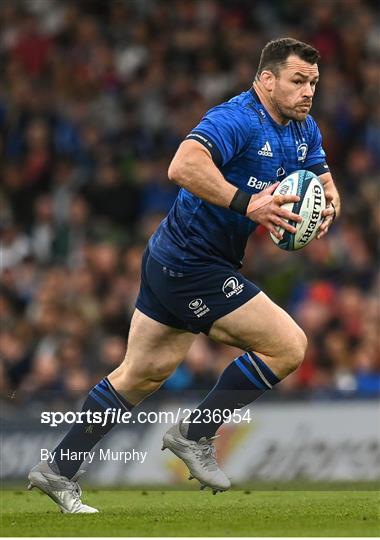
[149,89,329,271]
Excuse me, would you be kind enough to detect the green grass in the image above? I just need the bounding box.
[1,485,379,536]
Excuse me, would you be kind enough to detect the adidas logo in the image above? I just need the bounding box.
[258,141,273,157]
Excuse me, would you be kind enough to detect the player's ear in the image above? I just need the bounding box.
[260,70,275,92]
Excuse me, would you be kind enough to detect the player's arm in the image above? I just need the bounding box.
[168,140,237,207]
[316,171,341,239]
[168,139,302,240]
[304,117,340,239]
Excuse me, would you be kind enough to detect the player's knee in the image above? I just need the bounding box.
[283,326,308,374]
[117,358,176,392]
[134,378,163,394]
[144,362,174,385]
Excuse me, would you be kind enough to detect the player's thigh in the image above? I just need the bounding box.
[208,291,307,376]
[110,308,196,383]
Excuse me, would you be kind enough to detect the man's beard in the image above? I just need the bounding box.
[281,104,310,122]
[290,110,309,121]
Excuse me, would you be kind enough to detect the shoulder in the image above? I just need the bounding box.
[204,91,259,125]
[189,92,258,163]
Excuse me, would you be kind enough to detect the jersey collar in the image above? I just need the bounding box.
[249,87,261,103]
[249,86,290,130]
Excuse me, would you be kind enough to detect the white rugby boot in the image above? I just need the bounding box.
[27,461,98,513]
[162,421,231,493]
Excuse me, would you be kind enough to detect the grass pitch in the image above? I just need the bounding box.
[1,484,379,536]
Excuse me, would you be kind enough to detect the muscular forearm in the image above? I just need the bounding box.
[316,171,341,239]
[168,140,237,207]
[319,172,341,217]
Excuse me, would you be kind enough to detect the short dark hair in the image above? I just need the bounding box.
[256,38,320,78]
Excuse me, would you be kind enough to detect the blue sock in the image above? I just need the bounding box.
[53,378,133,479]
[186,352,280,441]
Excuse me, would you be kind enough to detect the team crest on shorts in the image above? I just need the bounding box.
[188,298,203,310]
[188,298,210,318]
[222,277,244,298]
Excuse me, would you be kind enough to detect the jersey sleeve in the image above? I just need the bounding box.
[185,104,252,167]
[304,116,330,175]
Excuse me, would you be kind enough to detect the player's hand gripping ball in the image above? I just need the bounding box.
[270,170,326,250]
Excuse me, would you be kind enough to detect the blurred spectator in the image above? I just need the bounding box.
[0,221,30,269]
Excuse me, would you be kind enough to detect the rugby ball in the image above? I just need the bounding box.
[270,170,326,250]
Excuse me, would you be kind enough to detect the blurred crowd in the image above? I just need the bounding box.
[1,0,379,410]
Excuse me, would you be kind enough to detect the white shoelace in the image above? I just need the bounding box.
[60,477,83,511]
[193,438,219,471]
[68,481,82,499]
[44,471,84,507]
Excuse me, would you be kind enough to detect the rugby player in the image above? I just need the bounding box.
[28,38,340,512]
